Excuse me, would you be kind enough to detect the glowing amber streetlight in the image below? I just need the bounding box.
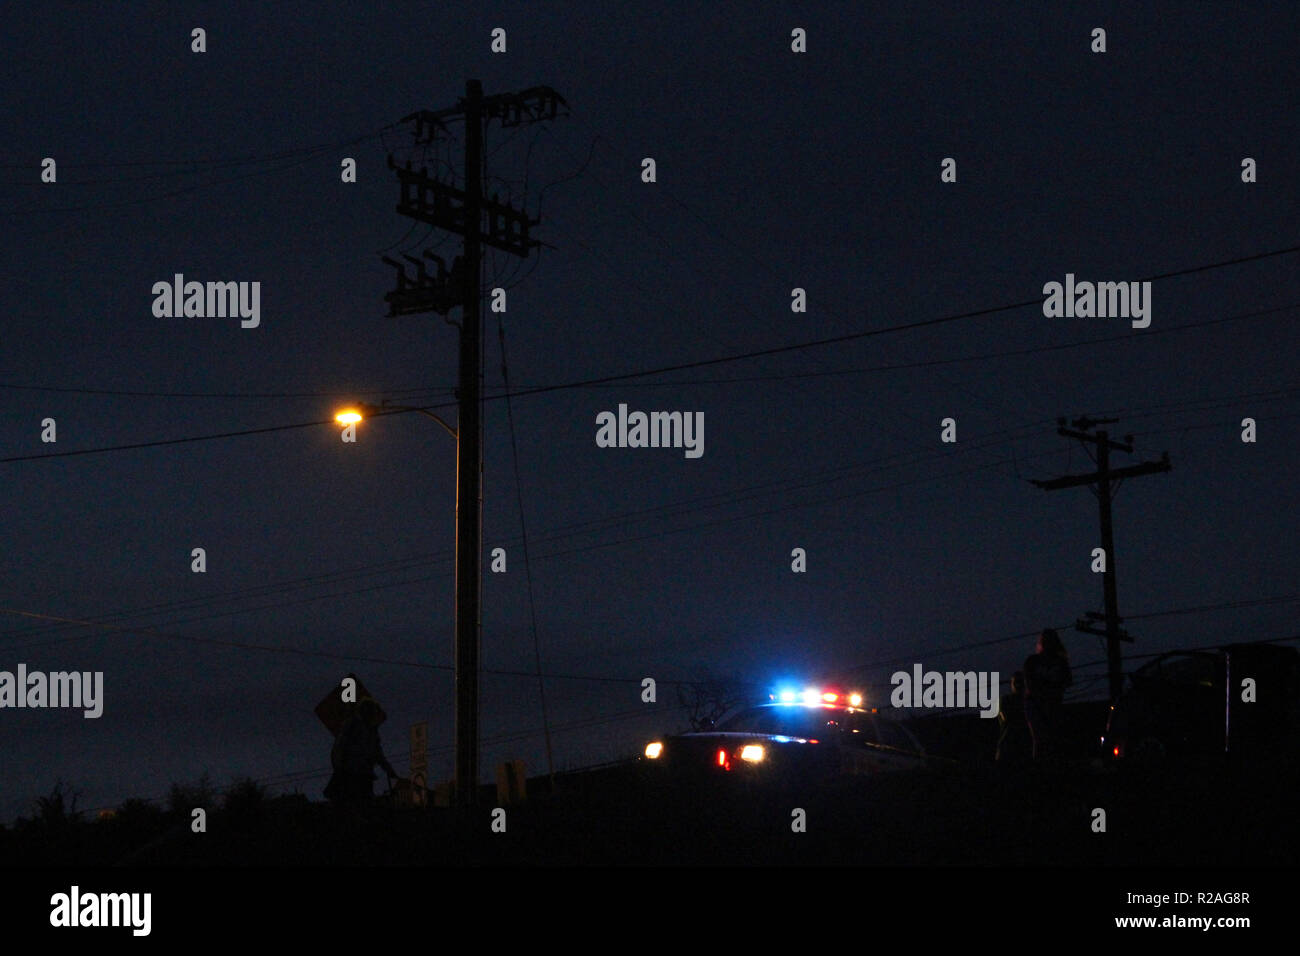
[334,402,457,440]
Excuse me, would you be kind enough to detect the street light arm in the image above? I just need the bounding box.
[357,402,458,440]
[413,408,458,440]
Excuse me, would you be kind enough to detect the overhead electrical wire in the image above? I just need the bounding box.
[4,243,1296,464]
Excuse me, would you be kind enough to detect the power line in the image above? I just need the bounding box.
[0,128,398,171]
[0,607,698,687]
[835,604,1300,687]
[540,302,1297,389]
[0,447,1059,654]
[5,248,1296,465]
[546,210,1024,475]
[3,402,1294,651]
[0,608,448,670]
[1124,594,1300,622]
[522,451,1057,565]
[1090,385,1300,423]
[496,313,556,780]
[6,378,1282,635]
[1068,633,1300,685]
[2,398,1293,661]
[0,425,1057,647]
[7,299,1292,405]
[2,149,344,216]
[0,549,459,643]
[832,627,1068,679]
[550,136,1044,433]
[570,131,1300,428]
[0,417,338,462]
[0,127,395,216]
[0,382,454,400]
[0,415,1068,644]
[8,593,1300,815]
[408,241,1300,401]
[1132,410,1300,438]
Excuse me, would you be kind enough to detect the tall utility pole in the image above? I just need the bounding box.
[456,80,484,811]
[382,80,567,806]
[1031,417,1171,700]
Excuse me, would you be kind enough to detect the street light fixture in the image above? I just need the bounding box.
[334,402,458,441]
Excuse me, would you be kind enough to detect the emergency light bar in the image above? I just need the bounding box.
[770,687,864,708]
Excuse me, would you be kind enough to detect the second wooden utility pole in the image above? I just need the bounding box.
[1031,416,1171,700]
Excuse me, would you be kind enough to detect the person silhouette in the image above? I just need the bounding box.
[324,697,396,804]
[1023,629,1072,761]
[996,671,1031,765]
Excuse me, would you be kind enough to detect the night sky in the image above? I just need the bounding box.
[2,2,1297,823]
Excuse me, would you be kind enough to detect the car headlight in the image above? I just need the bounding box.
[644,741,663,759]
[739,744,765,763]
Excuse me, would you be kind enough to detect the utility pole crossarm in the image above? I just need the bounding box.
[387,153,541,257]
[1031,456,1171,491]
[1057,426,1133,453]
[1074,618,1134,642]
[480,86,568,126]
[399,110,454,144]
[400,86,566,136]
[1031,472,1102,491]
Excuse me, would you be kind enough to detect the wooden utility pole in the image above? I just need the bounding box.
[455,78,485,809]
[1031,416,1171,700]
[382,80,566,806]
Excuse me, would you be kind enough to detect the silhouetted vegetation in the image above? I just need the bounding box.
[678,677,754,731]
[34,779,81,827]
[3,725,1298,866]
[222,777,268,818]
[167,773,216,818]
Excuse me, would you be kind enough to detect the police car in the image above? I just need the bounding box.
[642,687,930,781]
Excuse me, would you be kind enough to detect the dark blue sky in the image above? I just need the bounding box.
[2,2,1297,821]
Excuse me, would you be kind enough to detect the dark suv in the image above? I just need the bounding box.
[1102,642,1300,763]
